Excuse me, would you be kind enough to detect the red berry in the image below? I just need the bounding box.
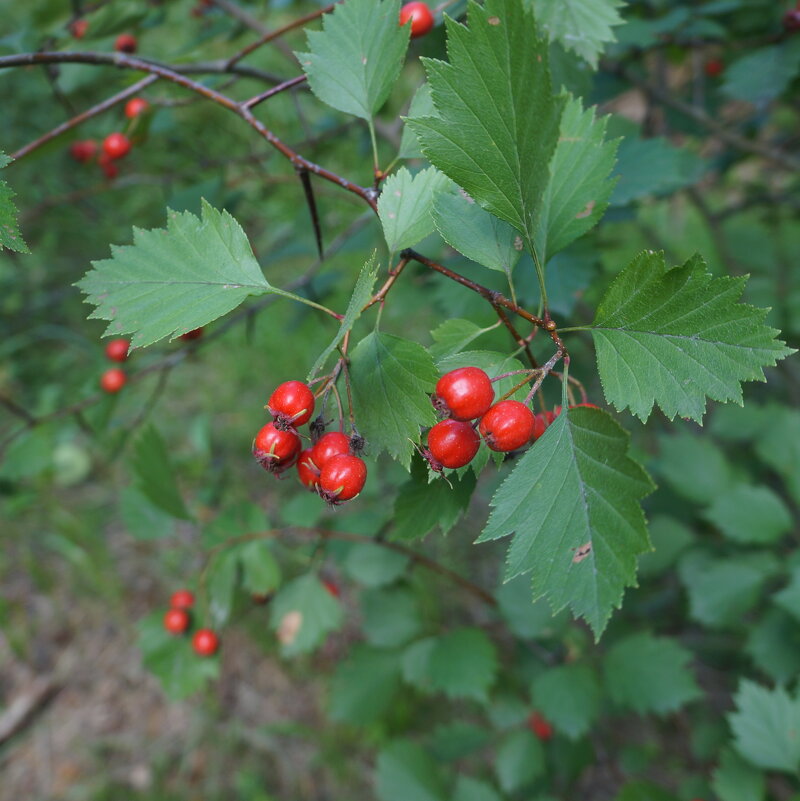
[311,431,350,468]
[479,400,536,452]
[323,579,340,598]
[297,448,320,490]
[180,327,204,341]
[70,19,88,39]
[163,607,190,634]
[103,132,131,160]
[400,1,434,38]
[532,412,549,441]
[784,9,800,31]
[252,423,301,473]
[318,454,367,503]
[170,589,195,609]
[100,367,126,394]
[528,711,553,741]
[267,380,316,427]
[70,139,97,163]
[704,59,724,78]
[427,419,480,469]
[115,33,138,53]
[192,628,219,657]
[104,338,129,363]
[433,367,495,421]
[124,97,149,118]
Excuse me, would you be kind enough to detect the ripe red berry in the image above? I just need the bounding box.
[267,380,316,427]
[124,97,149,118]
[192,628,219,657]
[528,711,553,741]
[180,327,204,341]
[297,448,320,490]
[784,9,800,31]
[312,431,350,468]
[427,419,480,469]
[163,607,190,634]
[70,139,97,163]
[252,423,301,473]
[103,132,131,160]
[323,579,340,598]
[479,400,536,452]
[100,367,126,394]
[104,338,129,363]
[318,453,367,503]
[433,366,495,421]
[703,59,724,78]
[400,1,435,38]
[532,412,549,441]
[99,153,119,179]
[70,19,88,39]
[170,589,195,609]
[115,33,138,53]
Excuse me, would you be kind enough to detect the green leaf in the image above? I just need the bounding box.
[729,680,800,773]
[656,431,734,504]
[329,644,402,725]
[451,776,503,801]
[378,167,452,253]
[496,575,569,640]
[362,586,421,648]
[703,484,792,544]
[119,487,175,541]
[428,628,497,701]
[269,573,344,657]
[208,550,239,627]
[603,632,701,715]
[773,568,800,623]
[429,724,492,762]
[494,729,545,793]
[712,747,766,801]
[343,542,409,587]
[130,425,191,520]
[722,40,800,105]
[202,502,269,548]
[591,252,795,422]
[746,610,800,685]
[77,201,306,349]
[375,741,447,801]
[431,187,522,276]
[0,152,28,253]
[308,253,379,379]
[239,541,281,596]
[402,637,438,689]
[534,95,618,263]
[637,515,694,578]
[350,331,439,467]
[400,83,435,160]
[479,408,654,637]
[296,0,409,122]
[429,318,495,361]
[526,0,625,68]
[407,0,565,266]
[754,407,800,505]
[531,664,601,740]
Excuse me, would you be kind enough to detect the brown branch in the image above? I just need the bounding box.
[362,256,409,311]
[242,74,307,110]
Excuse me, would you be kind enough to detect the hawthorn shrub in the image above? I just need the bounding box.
[1,0,799,799]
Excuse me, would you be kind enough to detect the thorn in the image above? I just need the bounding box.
[297,168,323,259]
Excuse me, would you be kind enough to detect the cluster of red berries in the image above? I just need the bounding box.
[400,2,435,38]
[69,16,138,53]
[162,589,219,657]
[252,381,368,505]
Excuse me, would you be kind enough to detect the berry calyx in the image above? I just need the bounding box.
[252,423,301,473]
[297,448,320,490]
[163,607,190,634]
[100,367,126,394]
[433,366,495,421]
[180,327,204,341]
[70,139,97,163]
[115,33,138,53]
[311,431,350,468]
[703,59,724,78]
[104,338,130,363]
[124,97,150,118]
[103,132,131,160]
[318,453,367,503]
[528,711,553,741]
[479,400,536,452]
[267,380,316,427]
[192,628,219,657]
[399,2,435,38]
[170,589,195,609]
[427,419,480,469]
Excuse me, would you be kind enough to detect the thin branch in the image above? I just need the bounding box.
[242,74,307,110]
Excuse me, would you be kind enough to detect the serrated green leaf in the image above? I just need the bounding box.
[350,331,439,467]
[77,201,306,349]
[343,542,409,587]
[429,724,492,762]
[603,632,701,715]
[296,0,408,122]
[239,541,281,595]
[534,95,618,263]
[400,83,435,159]
[130,425,191,520]
[375,741,447,801]
[429,318,495,360]
[531,663,601,740]
[451,776,503,801]
[729,680,800,773]
[407,0,565,267]
[308,253,379,379]
[0,152,28,253]
[362,586,421,648]
[704,484,792,544]
[494,729,545,793]
[479,408,653,637]
[378,167,452,253]
[712,747,766,801]
[428,628,497,701]
[592,252,794,422]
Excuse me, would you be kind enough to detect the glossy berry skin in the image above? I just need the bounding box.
[170,589,195,609]
[531,412,549,441]
[400,2,434,38]
[296,448,320,490]
[318,454,367,503]
[479,400,536,452]
[433,367,495,421]
[103,132,131,160]
[124,97,150,118]
[267,380,316,427]
[164,607,190,634]
[100,367,126,394]
[427,419,480,469]
[703,59,724,78]
[115,33,138,53]
[180,327,204,341]
[312,431,350,468]
[70,139,97,163]
[528,711,553,741]
[104,338,129,363]
[253,423,301,473]
[192,628,219,657]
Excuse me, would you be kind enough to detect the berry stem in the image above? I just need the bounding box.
[490,368,538,383]
[523,349,564,406]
